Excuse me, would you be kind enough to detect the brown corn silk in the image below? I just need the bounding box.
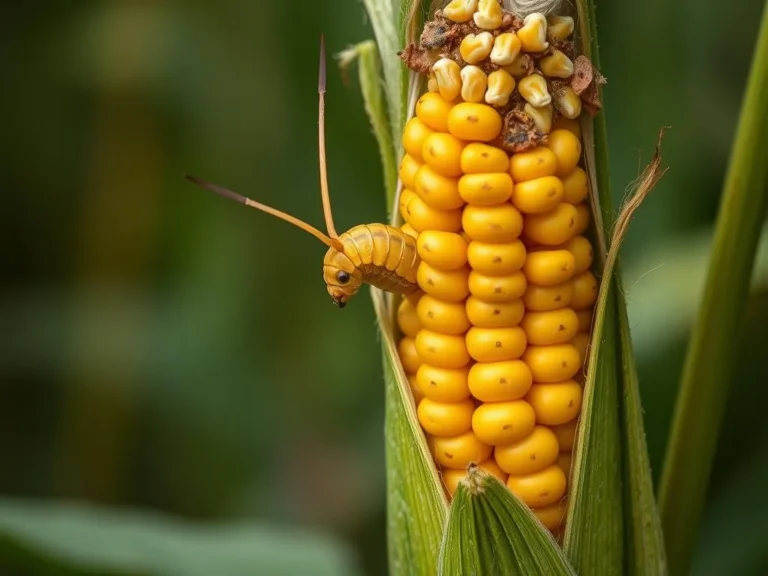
[393,0,603,537]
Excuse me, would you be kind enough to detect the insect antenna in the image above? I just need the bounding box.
[184,174,344,251]
[317,34,339,239]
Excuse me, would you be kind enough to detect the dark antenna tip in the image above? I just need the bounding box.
[318,34,326,94]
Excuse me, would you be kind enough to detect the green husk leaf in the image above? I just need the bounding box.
[565,2,667,574]
[372,288,449,576]
[338,41,398,203]
[0,497,362,576]
[438,466,577,576]
[658,4,768,575]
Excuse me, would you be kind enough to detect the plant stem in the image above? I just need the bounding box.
[658,4,768,574]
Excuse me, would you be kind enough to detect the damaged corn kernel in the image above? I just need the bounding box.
[432,58,463,102]
[490,32,522,66]
[460,65,488,103]
[524,103,553,135]
[554,86,583,119]
[485,69,516,107]
[443,0,480,23]
[517,13,549,52]
[547,15,574,40]
[518,74,551,107]
[474,0,503,30]
[539,50,575,79]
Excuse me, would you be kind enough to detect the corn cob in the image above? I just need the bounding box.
[395,1,602,536]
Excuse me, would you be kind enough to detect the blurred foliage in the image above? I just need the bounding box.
[1,1,767,575]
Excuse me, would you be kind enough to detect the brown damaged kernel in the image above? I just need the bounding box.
[500,105,547,153]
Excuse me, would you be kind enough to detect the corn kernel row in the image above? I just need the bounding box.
[395,2,599,536]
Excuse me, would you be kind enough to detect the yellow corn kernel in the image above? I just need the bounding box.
[397,337,422,373]
[547,129,582,177]
[485,69,516,107]
[522,249,576,286]
[458,172,514,206]
[417,295,471,335]
[407,373,425,404]
[400,188,415,222]
[468,359,533,402]
[509,146,557,182]
[571,270,598,310]
[522,343,581,382]
[422,132,465,177]
[466,326,528,362]
[461,142,510,174]
[397,297,421,337]
[573,332,590,367]
[402,117,435,161]
[505,53,531,78]
[401,222,419,239]
[573,202,591,235]
[556,453,572,480]
[518,74,551,107]
[495,425,559,475]
[521,308,579,346]
[467,240,526,275]
[414,165,463,211]
[553,116,582,138]
[561,235,593,274]
[539,50,574,79]
[472,400,536,445]
[417,397,475,436]
[460,32,494,64]
[415,91,455,132]
[447,102,503,142]
[462,204,523,243]
[399,153,421,190]
[511,176,564,214]
[561,166,588,204]
[526,380,583,425]
[405,194,463,232]
[533,498,568,531]
[554,86,582,119]
[506,465,567,508]
[469,270,528,302]
[466,296,525,328]
[443,0,479,23]
[415,329,471,369]
[432,57,462,102]
[417,364,471,403]
[576,307,593,333]
[547,15,574,40]
[417,230,468,270]
[473,0,503,30]
[431,431,493,469]
[490,32,522,66]
[524,103,554,135]
[523,203,579,246]
[552,419,577,452]
[442,458,507,495]
[517,12,549,52]
[427,73,438,93]
[417,261,470,301]
[460,65,488,103]
[523,281,574,312]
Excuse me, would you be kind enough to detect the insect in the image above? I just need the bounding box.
[184,36,420,309]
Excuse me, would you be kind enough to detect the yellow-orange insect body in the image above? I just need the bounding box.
[184,36,420,309]
[323,224,420,307]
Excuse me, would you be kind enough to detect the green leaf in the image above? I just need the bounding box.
[338,41,398,206]
[439,466,577,576]
[372,289,449,576]
[565,2,667,574]
[0,497,362,576]
[658,4,768,575]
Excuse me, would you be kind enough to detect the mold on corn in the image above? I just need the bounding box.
[394,0,603,537]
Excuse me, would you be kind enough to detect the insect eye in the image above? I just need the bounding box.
[336,271,350,285]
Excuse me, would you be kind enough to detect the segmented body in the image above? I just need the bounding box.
[329,223,420,294]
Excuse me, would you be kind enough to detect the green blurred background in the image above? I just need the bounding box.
[2,1,767,574]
